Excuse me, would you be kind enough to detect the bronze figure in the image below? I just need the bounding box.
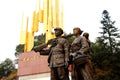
[33,27,70,80]
[70,27,93,80]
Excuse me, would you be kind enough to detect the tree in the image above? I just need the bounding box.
[91,37,108,54]
[90,10,120,80]
[14,34,46,57]
[0,58,15,79]
[100,10,120,53]
[15,44,24,57]
[34,34,45,46]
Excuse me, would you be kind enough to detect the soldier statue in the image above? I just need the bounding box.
[33,27,70,80]
[83,32,94,78]
[83,32,91,48]
[70,27,93,80]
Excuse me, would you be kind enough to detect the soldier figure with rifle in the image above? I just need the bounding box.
[32,27,70,80]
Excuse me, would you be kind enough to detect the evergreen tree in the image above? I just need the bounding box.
[91,10,120,80]
[100,10,120,53]
[0,58,15,79]
[15,44,24,57]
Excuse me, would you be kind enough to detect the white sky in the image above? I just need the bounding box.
[0,0,120,61]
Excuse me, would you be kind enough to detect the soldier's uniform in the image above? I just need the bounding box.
[40,37,70,80]
[33,27,70,80]
[70,35,93,80]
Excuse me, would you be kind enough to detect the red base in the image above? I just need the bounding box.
[17,51,50,76]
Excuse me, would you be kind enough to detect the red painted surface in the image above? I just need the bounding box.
[17,51,50,76]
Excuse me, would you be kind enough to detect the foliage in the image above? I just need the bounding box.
[92,52,120,80]
[91,37,108,54]
[15,44,24,57]
[91,40,120,80]
[34,34,45,46]
[100,10,120,53]
[0,58,16,79]
[90,10,120,80]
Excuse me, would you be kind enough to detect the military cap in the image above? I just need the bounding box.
[54,27,63,34]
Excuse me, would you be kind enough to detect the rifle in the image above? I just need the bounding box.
[32,43,48,52]
[62,34,74,38]
[32,34,74,52]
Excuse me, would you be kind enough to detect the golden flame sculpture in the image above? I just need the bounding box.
[20,0,64,52]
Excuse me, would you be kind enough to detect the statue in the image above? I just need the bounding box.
[83,32,94,78]
[83,32,91,47]
[32,27,70,80]
[70,27,93,80]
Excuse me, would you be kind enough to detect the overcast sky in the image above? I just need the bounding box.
[0,0,120,61]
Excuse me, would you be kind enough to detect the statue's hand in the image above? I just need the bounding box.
[31,47,37,52]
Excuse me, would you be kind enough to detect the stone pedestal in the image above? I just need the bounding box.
[18,51,50,80]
